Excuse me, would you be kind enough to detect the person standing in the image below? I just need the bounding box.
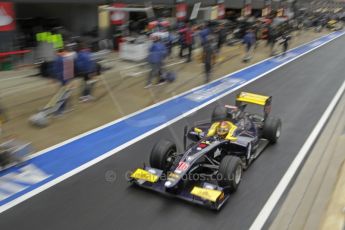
[179,23,193,62]
[280,33,291,56]
[178,25,185,58]
[242,29,256,62]
[146,36,167,88]
[203,35,216,83]
[217,23,226,53]
[75,42,97,102]
[184,23,194,62]
[267,26,278,56]
[199,23,210,47]
[166,29,174,57]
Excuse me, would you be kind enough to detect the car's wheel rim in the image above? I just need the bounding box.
[247,143,252,160]
[276,125,281,139]
[165,150,177,169]
[234,165,242,185]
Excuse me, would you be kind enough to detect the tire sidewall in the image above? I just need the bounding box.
[263,116,282,143]
[218,155,242,192]
[150,140,177,171]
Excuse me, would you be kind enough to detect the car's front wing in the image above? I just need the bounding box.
[129,166,229,210]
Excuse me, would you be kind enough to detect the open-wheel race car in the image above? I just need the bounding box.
[129,92,282,210]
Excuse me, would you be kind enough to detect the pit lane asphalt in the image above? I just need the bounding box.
[1,36,345,230]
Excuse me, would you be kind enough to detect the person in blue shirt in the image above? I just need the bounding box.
[146,36,168,88]
[199,23,210,47]
[242,29,256,62]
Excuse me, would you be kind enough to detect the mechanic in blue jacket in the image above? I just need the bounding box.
[199,23,210,47]
[146,35,168,88]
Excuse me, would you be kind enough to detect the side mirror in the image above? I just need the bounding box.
[187,132,200,143]
[187,128,204,142]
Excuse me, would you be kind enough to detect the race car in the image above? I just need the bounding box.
[129,92,282,210]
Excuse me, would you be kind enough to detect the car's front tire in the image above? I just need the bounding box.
[149,140,177,171]
[217,155,243,192]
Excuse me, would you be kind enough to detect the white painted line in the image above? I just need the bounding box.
[0,191,10,201]
[249,75,345,230]
[0,31,342,214]
[0,179,27,194]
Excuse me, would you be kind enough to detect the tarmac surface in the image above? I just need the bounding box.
[0,31,344,230]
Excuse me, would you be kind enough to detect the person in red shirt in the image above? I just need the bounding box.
[179,22,194,62]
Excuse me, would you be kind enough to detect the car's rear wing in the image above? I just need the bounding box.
[235,92,272,119]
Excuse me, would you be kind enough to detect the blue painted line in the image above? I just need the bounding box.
[0,31,343,207]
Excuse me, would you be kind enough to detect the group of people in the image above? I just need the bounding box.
[145,18,294,88]
[145,21,230,87]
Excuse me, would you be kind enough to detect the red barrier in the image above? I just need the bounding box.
[0,50,31,58]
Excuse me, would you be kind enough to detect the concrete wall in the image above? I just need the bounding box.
[15,3,98,35]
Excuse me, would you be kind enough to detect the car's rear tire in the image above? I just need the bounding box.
[212,105,228,122]
[150,140,177,171]
[263,116,282,144]
[217,155,243,192]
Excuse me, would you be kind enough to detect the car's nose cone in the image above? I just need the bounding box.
[164,181,173,188]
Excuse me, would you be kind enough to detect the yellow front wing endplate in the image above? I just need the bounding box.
[131,168,159,183]
[190,186,224,202]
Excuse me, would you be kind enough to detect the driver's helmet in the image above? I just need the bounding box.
[217,121,230,138]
